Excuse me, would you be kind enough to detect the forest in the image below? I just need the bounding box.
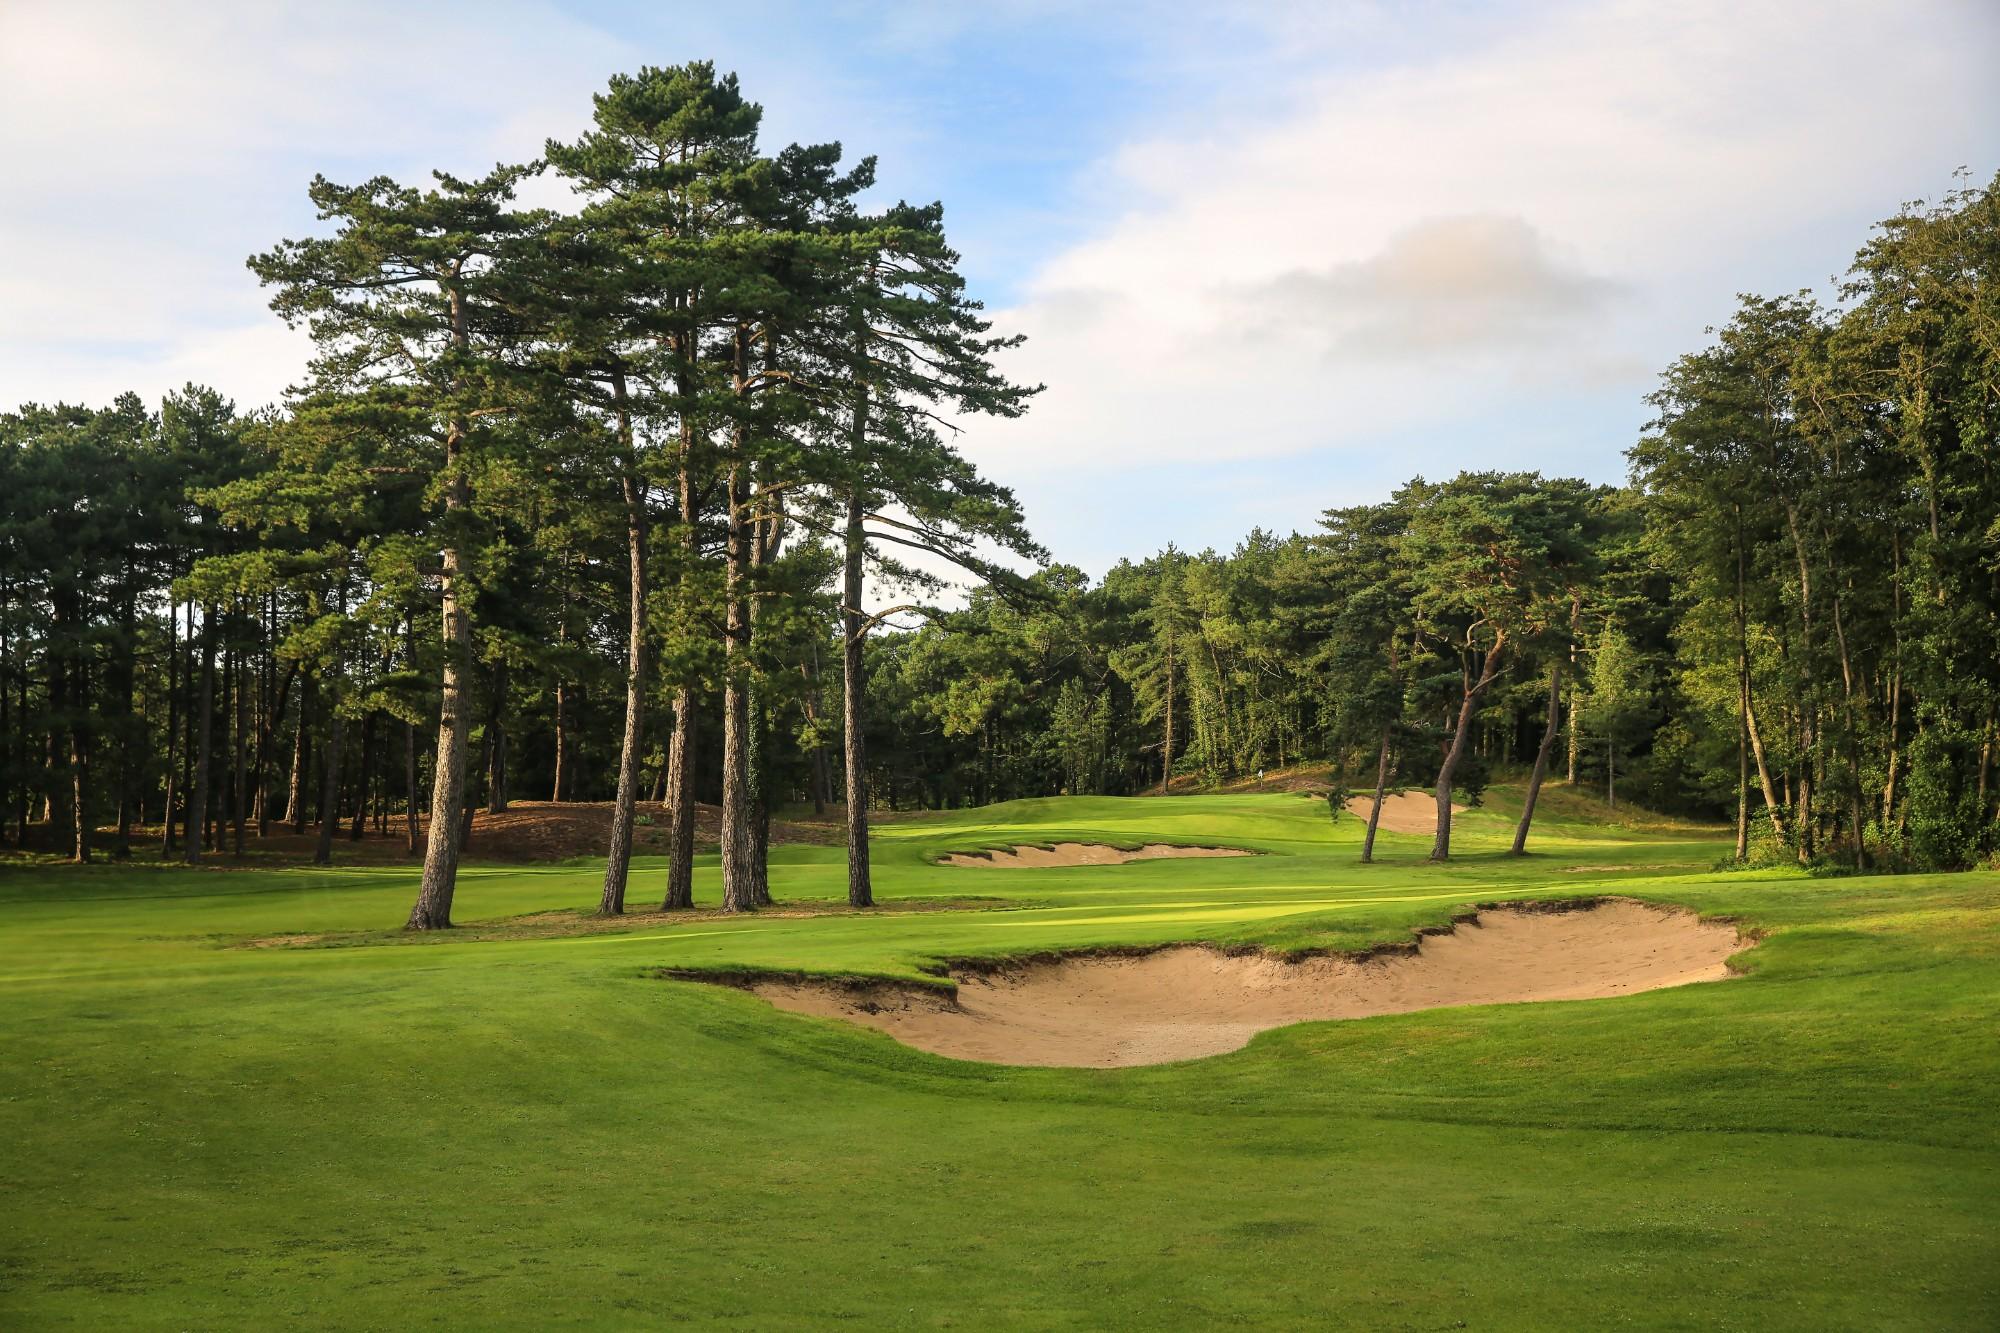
[2,64,1996,928]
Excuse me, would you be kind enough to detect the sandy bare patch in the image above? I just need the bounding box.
[1344,790,1465,835]
[732,900,1751,1067]
[939,842,1251,868]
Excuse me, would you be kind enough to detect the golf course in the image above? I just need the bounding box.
[8,13,2000,1328]
[4,786,1996,1328]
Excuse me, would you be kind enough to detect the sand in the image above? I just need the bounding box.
[939,842,1252,868]
[1344,790,1465,835]
[739,900,1751,1068]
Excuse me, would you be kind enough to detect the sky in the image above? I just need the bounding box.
[4,0,1997,576]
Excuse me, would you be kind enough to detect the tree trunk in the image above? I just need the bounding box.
[1882,531,1904,829]
[660,370,700,913]
[1734,513,1751,860]
[160,599,181,856]
[233,639,250,857]
[404,717,420,856]
[661,689,697,911]
[67,631,90,864]
[1510,657,1563,855]
[1735,686,1751,861]
[407,411,472,930]
[1744,672,1788,843]
[1821,537,1870,867]
[114,586,137,857]
[255,661,296,840]
[842,488,872,908]
[183,605,216,865]
[1430,634,1506,862]
[1978,710,1994,824]
[1160,635,1175,795]
[484,661,509,815]
[600,381,647,917]
[349,708,377,840]
[1360,725,1391,864]
[719,333,758,915]
[314,709,343,866]
[286,674,313,832]
[552,551,571,803]
[1565,629,1581,784]
[1796,715,1815,864]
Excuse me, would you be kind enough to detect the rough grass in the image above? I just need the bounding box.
[1,786,1995,1329]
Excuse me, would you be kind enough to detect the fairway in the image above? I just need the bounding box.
[3,789,1996,1329]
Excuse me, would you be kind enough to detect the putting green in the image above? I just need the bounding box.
[2,786,1996,1329]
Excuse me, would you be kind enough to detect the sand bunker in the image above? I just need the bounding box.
[732,900,1750,1067]
[1344,790,1465,835]
[938,842,1251,868]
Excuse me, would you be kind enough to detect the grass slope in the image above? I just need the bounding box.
[1,787,1996,1329]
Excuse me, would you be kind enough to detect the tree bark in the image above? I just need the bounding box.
[1160,634,1175,795]
[1430,633,1506,862]
[349,707,377,840]
[66,623,90,864]
[232,639,251,857]
[160,599,181,856]
[660,361,701,912]
[661,689,697,910]
[1744,678,1788,844]
[1734,511,1751,860]
[552,551,571,802]
[483,660,509,816]
[744,380,783,907]
[600,375,647,917]
[720,329,759,914]
[407,410,472,930]
[404,717,420,856]
[183,605,217,865]
[1360,725,1390,863]
[1882,531,1903,829]
[842,488,873,908]
[114,584,137,857]
[286,674,313,832]
[1735,684,1751,861]
[1510,656,1563,855]
[255,661,296,840]
[314,710,343,866]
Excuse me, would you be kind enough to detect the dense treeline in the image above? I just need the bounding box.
[4,69,1994,905]
[860,172,2000,870]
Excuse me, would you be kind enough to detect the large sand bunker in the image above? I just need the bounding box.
[729,900,1751,1067]
[938,842,1252,868]
[1343,790,1466,835]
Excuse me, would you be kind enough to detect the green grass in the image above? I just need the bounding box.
[2,787,1996,1329]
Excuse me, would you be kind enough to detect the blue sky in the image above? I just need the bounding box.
[4,0,1997,575]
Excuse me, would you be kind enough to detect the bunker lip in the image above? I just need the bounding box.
[667,897,1757,1069]
[936,842,1254,868]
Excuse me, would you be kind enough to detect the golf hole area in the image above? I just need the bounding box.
[722,899,1753,1068]
[937,842,1253,867]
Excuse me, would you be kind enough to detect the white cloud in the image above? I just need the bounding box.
[0,0,633,408]
[959,0,2000,484]
[1234,214,1621,357]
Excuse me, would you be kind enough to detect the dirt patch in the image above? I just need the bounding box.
[464,802,843,861]
[939,842,1251,868]
[1344,790,1465,835]
[724,899,1752,1067]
